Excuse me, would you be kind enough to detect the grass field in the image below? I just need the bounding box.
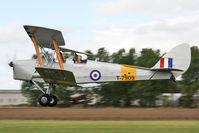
[0,120,199,133]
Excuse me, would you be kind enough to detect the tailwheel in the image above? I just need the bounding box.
[48,95,58,107]
[38,94,51,106]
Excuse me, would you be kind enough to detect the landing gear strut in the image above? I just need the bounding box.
[32,81,58,107]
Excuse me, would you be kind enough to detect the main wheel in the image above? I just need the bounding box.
[38,94,51,106]
[48,95,58,107]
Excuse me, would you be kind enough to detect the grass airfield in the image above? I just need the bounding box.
[0,107,199,133]
[0,120,199,133]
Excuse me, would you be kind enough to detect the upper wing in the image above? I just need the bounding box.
[59,46,89,55]
[24,25,88,55]
[35,67,77,86]
[24,25,65,49]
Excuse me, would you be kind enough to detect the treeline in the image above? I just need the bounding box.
[21,46,199,108]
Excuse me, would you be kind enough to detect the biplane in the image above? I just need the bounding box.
[9,25,191,107]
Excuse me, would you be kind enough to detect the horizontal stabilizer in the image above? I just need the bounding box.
[151,68,184,72]
[35,67,76,86]
[24,25,65,49]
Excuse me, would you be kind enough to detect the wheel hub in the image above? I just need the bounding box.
[41,97,48,104]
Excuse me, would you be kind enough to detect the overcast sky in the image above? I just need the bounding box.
[1,0,199,90]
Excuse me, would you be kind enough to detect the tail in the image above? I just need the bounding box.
[152,43,191,79]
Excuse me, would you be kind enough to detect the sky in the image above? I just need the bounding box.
[1,0,199,90]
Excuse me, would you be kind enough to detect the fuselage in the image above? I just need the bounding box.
[11,58,172,85]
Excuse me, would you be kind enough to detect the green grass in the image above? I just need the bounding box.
[0,120,199,133]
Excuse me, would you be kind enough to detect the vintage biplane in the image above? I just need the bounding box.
[9,25,191,106]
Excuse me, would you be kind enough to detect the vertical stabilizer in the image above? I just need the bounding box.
[152,43,191,78]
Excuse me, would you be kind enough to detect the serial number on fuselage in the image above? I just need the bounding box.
[116,74,135,81]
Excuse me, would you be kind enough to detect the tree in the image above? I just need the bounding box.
[130,48,177,107]
[131,81,158,107]
[136,48,160,67]
[55,85,72,107]
[21,81,42,106]
[180,46,199,107]
[85,50,96,60]
[96,48,110,62]
[98,48,137,107]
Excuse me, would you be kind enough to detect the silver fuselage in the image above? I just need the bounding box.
[11,58,172,84]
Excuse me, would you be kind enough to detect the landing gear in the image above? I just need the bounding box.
[32,81,58,107]
[48,95,58,107]
[38,94,58,107]
[38,94,51,106]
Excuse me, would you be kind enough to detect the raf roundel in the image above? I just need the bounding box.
[90,70,101,81]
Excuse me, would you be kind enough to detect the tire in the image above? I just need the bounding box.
[48,95,58,107]
[38,94,51,106]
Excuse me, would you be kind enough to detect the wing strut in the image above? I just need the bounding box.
[52,39,64,69]
[32,36,44,66]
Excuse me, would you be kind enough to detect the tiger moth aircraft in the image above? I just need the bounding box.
[9,25,191,107]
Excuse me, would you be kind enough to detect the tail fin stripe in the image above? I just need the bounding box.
[160,58,164,68]
[168,58,173,68]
